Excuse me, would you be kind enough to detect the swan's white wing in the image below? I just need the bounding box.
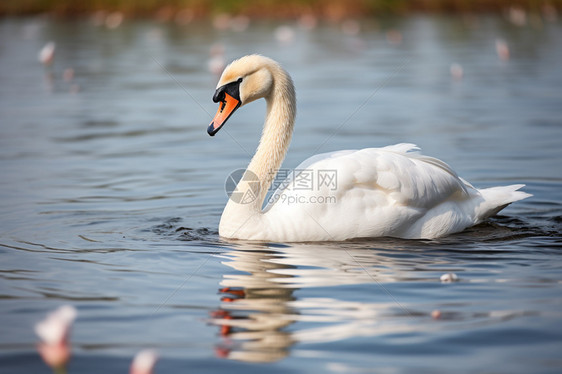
[266,143,468,211]
[263,144,473,240]
[262,149,355,211]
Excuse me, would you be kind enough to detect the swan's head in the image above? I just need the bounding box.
[207,55,276,136]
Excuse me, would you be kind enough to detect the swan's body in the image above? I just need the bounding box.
[207,55,530,241]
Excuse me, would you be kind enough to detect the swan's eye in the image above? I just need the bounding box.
[237,77,243,83]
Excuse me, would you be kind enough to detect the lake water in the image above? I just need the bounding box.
[1,14,561,373]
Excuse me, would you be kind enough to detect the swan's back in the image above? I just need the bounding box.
[262,144,530,241]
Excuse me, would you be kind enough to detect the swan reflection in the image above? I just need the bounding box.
[210,240,431,363]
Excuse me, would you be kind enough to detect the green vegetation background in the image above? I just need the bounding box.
[2,0,561,17]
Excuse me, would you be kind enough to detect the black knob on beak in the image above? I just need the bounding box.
[213,88,226,103]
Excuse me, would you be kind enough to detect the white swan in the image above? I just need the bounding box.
[207,55,530,241]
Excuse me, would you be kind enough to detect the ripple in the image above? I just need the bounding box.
[150,218,220,243]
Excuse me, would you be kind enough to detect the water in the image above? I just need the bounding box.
[1,14,561,373]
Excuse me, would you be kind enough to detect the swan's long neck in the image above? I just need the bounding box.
[222,66,296,226]
[247,71,296,208]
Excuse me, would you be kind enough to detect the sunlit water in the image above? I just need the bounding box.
[1,14,561,373]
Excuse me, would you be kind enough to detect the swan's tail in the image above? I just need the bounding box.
[475,184,532,222]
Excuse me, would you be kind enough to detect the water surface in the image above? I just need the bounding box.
[0,15,561,373]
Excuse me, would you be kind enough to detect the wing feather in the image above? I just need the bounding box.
[255,143,526,240]
[266,144,469,212]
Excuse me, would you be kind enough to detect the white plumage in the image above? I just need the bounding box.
[260,144,529,241]
[208,55,530,241]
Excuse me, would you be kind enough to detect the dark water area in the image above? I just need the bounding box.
[0,14,561,373]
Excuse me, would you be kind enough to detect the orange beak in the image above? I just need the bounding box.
[208,93,241,136]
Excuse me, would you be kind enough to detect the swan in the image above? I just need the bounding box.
[207,55,530,241]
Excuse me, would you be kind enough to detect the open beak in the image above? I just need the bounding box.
[207,93,241,136]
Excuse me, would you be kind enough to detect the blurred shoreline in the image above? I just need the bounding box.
[1,0,560,19]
